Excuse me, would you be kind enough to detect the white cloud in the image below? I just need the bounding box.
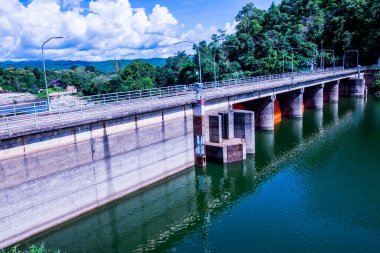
[225,21,238,35]
[0,0,235,61]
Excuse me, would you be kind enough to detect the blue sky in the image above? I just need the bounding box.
[3,0,280,61]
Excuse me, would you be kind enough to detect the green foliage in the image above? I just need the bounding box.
[0,243,59,253]
[120,60,157,90]
[372,72,380,91]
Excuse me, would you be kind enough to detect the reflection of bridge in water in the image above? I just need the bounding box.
[26,97,365,253]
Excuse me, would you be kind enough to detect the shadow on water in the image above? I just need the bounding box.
[21,97,380,253]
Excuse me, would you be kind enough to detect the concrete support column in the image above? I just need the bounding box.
[209,115,222,143]
[340,78,366,98]
[304,84,324,109]
[233,110,255,154]
[219,111,234,140]
[278,89,304,118]
[255,95,276,131]
[324,81,339,103]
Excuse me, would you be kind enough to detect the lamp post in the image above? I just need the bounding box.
[42,36,63,111]
[173,41,202,83]
[323,49,335,71]
[343,49,359,69]
[275,46,300,75]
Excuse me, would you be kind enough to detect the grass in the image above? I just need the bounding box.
[0,243,60,253]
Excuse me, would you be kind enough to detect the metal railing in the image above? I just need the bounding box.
[0,67,364,136]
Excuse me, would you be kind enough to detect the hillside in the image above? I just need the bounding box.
[0,58,167,73]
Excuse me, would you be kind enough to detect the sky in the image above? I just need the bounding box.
[0,0,280,61]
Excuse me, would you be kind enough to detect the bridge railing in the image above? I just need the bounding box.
[0,66,360,136]
[0,88,196,135]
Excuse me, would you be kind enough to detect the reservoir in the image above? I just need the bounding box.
[23,97,380,252]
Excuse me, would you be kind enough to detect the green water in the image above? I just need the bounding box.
[26,97,380,253]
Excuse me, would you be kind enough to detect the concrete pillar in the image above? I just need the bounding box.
[278,89,304,118]
[219,111,234,140]
[340,78,366,98]
[233,110,255,154]
[255,95,276,131]
[324,81,339,103]
[209,115,222,143]
[304,84,324,109]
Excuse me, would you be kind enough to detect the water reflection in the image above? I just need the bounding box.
[303,108,323,138]
[255,131,274,168]
[324,102,339,123]
[274,118,303,155]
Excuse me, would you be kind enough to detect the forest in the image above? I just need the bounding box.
[0,0,379,96]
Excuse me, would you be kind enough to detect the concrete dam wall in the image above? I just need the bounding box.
[0,105,195,247]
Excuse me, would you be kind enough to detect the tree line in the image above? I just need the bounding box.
[1,0,379,96]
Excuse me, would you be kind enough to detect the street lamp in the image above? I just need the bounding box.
[323,49,335,71]
[173,41,202,83]
[42,36,63,111]
[343,49,359,69]
[275,46,300,75]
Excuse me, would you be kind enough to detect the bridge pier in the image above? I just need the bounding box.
[253,95,276,131]
[340,78,366,98]
[324,81,339,103]
[304,84,324,109]
[233,110,255,154]
[277,89,304,118]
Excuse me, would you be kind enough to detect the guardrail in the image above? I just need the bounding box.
[0,66,362,136]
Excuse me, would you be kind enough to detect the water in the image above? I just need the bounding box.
[25,97,380,253]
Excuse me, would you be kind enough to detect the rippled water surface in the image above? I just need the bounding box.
[27,97,380,253]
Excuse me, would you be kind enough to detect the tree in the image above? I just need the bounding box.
[120,60,157,90]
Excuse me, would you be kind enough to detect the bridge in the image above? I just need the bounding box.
[0,67,367,136]
[0,66,376,248]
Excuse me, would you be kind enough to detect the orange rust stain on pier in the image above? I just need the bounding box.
[274,99,282,124]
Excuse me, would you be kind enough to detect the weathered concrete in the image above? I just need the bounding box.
[219,111,234,140]
[304,84,324,109]
[340,78,366,97]
[209,115,222,143]
[254,96,276,131]
[0,105,194,248]
[324,81,340,103]
[206,139,247,163]
[277,89,304,118]
[233,110,255,154]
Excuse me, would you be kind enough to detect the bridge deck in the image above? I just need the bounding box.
[0,68,359,139]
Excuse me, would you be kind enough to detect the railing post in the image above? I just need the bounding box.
[58,102,61,123]
[13,104,16,116]
[116,93,119,102]
[6,117,10,134]
[34,111,37,129]
[103,94,106,104]
[33,103,38,128]
[81,107,84,121]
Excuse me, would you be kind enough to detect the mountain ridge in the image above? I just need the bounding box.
[0,58,167,73]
